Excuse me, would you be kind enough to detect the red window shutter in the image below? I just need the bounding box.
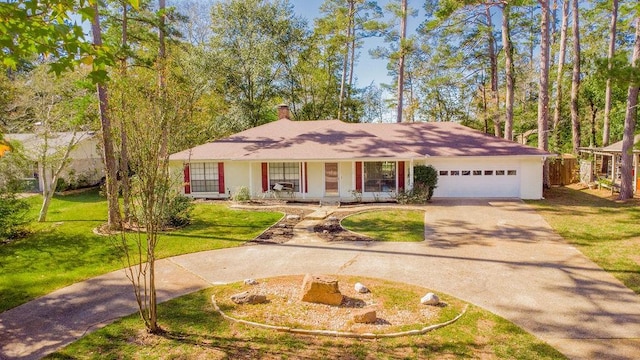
[304,162,308,193]
[398,161,405,191]
[218,162,225,194]
[261,162,268,192]
[183,163,191,194]
[355,161,362,192]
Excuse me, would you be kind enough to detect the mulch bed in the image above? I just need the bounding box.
[242,204,374,243]
[312,210,374,242]
[247,206,314,244]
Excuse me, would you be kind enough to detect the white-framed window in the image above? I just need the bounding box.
[364,161,396,192]
[269,162,300,192]
[190,162,219,193]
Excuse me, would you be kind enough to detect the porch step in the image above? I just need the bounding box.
[305,207,339,220]
[320,198,341,207]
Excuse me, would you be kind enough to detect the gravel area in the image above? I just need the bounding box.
[213,275,452,334]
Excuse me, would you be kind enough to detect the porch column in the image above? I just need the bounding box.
[612,155,617,182]
[302,161,307,199]
[249,162,253,197]
[409,159,414,190]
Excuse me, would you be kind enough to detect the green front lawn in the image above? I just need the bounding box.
[46,280,565,360]
[0,190,281,312]
[342,209,425,242]
[527,186,640,294]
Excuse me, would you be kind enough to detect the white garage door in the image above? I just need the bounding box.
[431,161,521,198]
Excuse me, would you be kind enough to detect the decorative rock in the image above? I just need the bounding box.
[323,230,329,234]
[327,216,339,222]
[244,278,258,285]
[278,223,287,228]
[420,292,440,306]
[354,282,369,293]
[231,291,267,305]
[353,309,377,324]
[286,214,301,221]
[300,274,343,306]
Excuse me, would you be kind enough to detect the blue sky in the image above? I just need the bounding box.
[290,0,419,90]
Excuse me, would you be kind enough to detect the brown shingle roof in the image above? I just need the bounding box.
[169,119,549,161]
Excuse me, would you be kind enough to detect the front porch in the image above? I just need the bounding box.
[178,159,416,203]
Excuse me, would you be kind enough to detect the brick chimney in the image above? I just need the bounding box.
[277,104,290,120]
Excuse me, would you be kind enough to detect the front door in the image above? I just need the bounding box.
[324,162,339,196]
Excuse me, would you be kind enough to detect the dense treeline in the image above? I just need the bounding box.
[2,1,638,147]
[1,0,639,199]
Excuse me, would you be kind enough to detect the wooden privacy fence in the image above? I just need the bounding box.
[549,155,578,186]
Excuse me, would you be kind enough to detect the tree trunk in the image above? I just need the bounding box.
[486,4,501,137]
[91,2,122,230]
[589,102,597,147]
[538,0,551,188]
[39,133,78,222]
[396,0,407,123]
[619,17,640,200]
[145,0,168,334]
[602,0,618,147]
[570,0,581,155]
[338,0,354,121]
[120,3,131,223]
[552,0,569,149]
[348,15,356,91]
[347,2,356,121]
[502,4,514,140]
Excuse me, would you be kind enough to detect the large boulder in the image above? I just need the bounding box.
[300,274,343,306]
[231,291,267,305]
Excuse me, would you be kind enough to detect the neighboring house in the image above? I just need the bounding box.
[169,107,550,201]
[3,131,104,192]
[579,134,640,193]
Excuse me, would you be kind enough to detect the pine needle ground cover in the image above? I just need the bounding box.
[0,190,281,312]
[46,277,565,360]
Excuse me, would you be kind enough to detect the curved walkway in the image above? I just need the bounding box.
[1,199,640,360]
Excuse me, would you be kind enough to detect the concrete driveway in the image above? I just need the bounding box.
[1,199,640,359]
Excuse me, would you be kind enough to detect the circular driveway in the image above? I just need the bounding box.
[2,199,640,359]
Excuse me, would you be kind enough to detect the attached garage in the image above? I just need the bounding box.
[426,157,544,199]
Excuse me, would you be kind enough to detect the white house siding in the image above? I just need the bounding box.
[426,157,541,199]
[339,162,353,199]
[305,162,323,199]
[224,162,249,198]
[518,158,544,199]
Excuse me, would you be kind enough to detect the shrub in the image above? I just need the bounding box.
[55,178,69,192]
[350,189,362,203]
[0,193,29,241]
[162,194,194,227]
[232,186,251,202]
[0,150,30,240]
[413,165,438,201]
